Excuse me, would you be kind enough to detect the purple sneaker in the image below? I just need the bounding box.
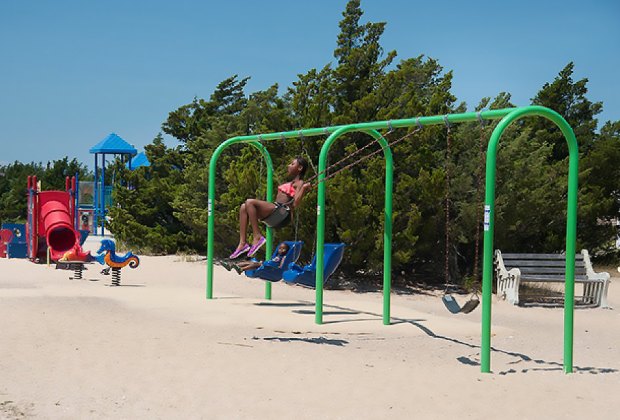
[247,236,266,257]
[229,244,250,259]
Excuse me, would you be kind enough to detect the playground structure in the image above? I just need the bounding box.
[26,175,91,262]
[207,105,579,374]
[75,138,149,236]
[89,133,137,236]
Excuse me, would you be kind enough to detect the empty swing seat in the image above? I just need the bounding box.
[244,241,303,282]
[282,243,345,288]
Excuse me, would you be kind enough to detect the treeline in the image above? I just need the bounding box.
[2,0,618,286]
[0,158,89,222]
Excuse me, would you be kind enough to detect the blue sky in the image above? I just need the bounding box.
[1,0,618,167]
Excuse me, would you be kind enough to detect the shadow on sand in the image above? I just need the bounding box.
[286,301,618,375]
[254,336,348,346]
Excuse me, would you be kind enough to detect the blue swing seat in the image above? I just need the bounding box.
[282,243,345,288]
[244,241,303,282]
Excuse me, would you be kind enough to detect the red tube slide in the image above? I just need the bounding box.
[38,191,81,261]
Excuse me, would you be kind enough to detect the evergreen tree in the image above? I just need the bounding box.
[578,120,620,256]
[333,0,396,121]
[0,161,44,222]
[108,134,194,254]
[43,157,90,190]
[287,65,334,129]
[530,62,602,159]
[162,75,250,147]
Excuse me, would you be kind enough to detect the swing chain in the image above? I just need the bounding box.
[258,123,419,189]
[472,113,488,284]
[299,132,319,177]
[438,115,482,314]
[444,115,452,290]
[307,125,421,187]
[293,203,300,243]
[304,121,396,185]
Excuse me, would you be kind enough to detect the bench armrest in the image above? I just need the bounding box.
[494,250,521,305]
[581,249,610,281]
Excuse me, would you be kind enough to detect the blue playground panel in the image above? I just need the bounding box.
[7,243,28,259]
[282,243,345,287]
[245,241,303,282]
[1,223,26,244]
[1,223,28,258]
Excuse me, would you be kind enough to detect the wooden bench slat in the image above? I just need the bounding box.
[521,275,590,282]
[516,267,587,275]
[502,253,584,260]
[504,260,585,268]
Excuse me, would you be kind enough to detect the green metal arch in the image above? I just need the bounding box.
[479,105,579,373]
[315,127,394,325]
[207,139,275,299]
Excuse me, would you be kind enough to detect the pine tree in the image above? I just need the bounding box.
[530,62,602,159]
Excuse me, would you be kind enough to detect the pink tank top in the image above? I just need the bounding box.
[278,182,296,197]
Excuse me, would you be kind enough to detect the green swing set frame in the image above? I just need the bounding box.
[207,105,579,374]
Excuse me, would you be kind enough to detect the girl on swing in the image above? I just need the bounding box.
[229,157,311,259]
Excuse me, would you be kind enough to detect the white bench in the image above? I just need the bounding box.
[494,250,611,308]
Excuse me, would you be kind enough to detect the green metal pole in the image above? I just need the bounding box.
[365,130,394,325]
[224,108,514,143]
[206,142,224,299]
[556,115,579,373]
[480,119,501,373]
[263,145,274,300]
[315,133,333,324]
[206,139,273,299]
[480,106,579,373]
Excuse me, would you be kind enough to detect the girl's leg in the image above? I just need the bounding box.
[237,203,248,248]
[248,261,262,270]
[230,203,252,258]
[238,261,261,271]
[245,199,276,244]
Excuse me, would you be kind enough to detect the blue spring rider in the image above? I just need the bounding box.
[283,243,346,288]
[245,241,304,282]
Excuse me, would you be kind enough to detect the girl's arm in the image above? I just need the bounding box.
[292,181,312,208]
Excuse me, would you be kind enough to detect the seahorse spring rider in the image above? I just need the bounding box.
[93,239,140,286]
[57,239,139,285]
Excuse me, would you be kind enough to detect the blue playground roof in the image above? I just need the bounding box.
[127,152,150,170]
[89,133,137,155]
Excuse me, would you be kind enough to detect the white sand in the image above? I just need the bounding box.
[0,248,618,419]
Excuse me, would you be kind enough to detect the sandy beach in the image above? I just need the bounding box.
[1,241,618,419]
